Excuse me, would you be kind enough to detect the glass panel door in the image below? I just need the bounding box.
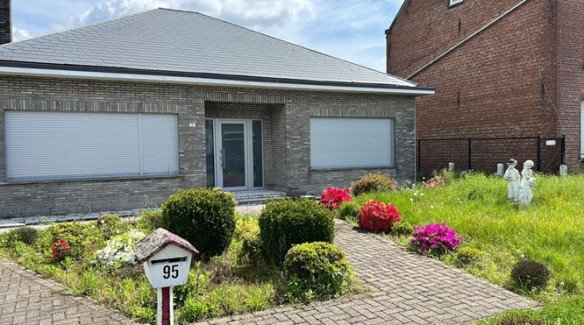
[220,123,246,189]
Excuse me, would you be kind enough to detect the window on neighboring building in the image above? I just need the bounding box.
[309,118,395,169]
[449,0,463,7]
[4,112,179,181]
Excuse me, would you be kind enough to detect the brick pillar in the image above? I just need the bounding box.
[0,0,11,45]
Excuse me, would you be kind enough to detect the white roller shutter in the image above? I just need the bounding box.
[5,112,179,181]
[310,118,394,169]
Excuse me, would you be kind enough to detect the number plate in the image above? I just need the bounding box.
[146,261,190,288]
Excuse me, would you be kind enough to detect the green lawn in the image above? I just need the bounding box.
[348,172,584,323]
[352,173,584,297]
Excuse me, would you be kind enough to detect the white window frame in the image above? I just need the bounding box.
[449,0,463,7]
[309,117,395,170]
[4,112,179,182]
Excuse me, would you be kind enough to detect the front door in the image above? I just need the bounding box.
[211,120,263,191]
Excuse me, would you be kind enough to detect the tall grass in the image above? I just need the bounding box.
[354,173,584,299]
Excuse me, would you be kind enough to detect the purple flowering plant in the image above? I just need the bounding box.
[411,223,463,254]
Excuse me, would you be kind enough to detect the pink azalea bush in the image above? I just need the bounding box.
[423,176,445,189]
[358,200,401,233]
[411,223,462,254]
[319,187,352,210]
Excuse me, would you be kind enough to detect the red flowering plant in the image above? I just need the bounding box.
[358,200,401,233]
[319,187,352,210]
[51,238,70,262]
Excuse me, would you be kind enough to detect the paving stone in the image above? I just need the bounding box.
[0,260,136,324]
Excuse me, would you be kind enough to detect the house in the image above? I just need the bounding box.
[386,0,583,174]
[0,2,433,218]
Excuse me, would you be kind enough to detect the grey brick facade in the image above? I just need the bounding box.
[0,76,416,218]
[0,0,10,45]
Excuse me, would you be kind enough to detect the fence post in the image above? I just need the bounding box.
[536,135,542,172]
[468,139,472,170]
[560,135,566,165]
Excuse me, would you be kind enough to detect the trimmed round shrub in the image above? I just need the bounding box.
[284,242,353,301]
[319,187,352,210]
[162,188,236,259]
[352,173,397,196]
[46,222,99,259]
[259,198,334,264]
[411,223,463,255]
[338,201,360,222]
[96,214,126,239]
[391,221,413,236]
[497,315,544,325]
[358,200,401,233]
[234,217,263,263]
[7,227,38,246]
[455,247,481,266]
[136,209,164,233]
[511,260,550,289]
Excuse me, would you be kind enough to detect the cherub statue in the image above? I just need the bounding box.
[503,159,520,203]
[518,160,536,207]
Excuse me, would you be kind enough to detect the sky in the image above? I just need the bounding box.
[11,0,405,72]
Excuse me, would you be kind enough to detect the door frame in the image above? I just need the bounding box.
[211,119,264,191]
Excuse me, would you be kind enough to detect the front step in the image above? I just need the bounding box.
[231,190,288,205]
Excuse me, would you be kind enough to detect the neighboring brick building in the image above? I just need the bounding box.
[386,0,583,174]
[0,7,433,218]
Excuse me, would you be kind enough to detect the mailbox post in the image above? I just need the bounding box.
[133,228,198,325]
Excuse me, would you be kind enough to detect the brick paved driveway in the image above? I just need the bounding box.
[0,260,135,325]
[195,220,536,325]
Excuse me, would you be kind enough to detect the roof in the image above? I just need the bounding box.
[133,228,199,263]
[0,8,424,91]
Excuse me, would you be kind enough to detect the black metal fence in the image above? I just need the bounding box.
[417,135,565,176]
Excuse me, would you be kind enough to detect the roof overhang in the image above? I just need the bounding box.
[0,61,435,96]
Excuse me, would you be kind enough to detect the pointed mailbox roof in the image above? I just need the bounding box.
[133,228,198,264]
[0,8,434,93]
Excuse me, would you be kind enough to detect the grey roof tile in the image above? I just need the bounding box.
[0,8,415,87]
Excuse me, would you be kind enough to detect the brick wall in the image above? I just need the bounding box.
[0,0,10,45]
[0,76,417,217]
[556,0,584,172]
[387,0,563,173]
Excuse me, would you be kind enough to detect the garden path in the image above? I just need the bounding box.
[0,260,135,325]
[195,220,537,325]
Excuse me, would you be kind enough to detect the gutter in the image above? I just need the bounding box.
[0,63,435,96]
[407,0,530,79]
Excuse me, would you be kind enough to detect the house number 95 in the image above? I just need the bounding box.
[162,264,179,279]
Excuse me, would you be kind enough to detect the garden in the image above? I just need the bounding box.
[1,171,583,324]
[325,171,583,324]
[0,188,361,324]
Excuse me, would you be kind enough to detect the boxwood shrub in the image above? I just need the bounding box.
[162,188,236,259]
[352,173,398,196]
[259,198,334,264]
[284,242,353,301]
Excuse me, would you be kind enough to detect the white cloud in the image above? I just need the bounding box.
[74,0,314,31]
[11,27,34,42]
[13,0,405,71]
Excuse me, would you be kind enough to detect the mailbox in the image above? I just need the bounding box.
[133,228,199,288]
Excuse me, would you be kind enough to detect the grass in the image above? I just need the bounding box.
[0,212,363,324]
[345,172,584,323]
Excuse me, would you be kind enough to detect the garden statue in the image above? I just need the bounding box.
[518,160,536,207]
[560,164,568,177]
[503,159,521,203]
